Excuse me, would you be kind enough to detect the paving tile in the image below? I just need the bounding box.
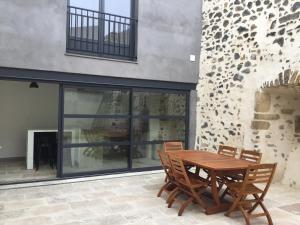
[3,216,53,225]
[0,173,300,225]
[280,203,300,215]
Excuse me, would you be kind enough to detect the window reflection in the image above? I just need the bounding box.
[133,92,186,116]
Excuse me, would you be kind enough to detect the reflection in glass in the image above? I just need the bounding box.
[132,144,161,168]
[63,145,128,173]
[63,118,129,144]
[69,0,99,11]
[64,88,129,115]
[104,0,131,17]
[133,119,185,142]
[133,92,186,116]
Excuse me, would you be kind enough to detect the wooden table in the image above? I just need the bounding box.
[169,150,255,215]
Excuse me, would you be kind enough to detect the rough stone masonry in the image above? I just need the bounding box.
[196,0,300,188]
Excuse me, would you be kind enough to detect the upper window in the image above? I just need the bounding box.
[67,0,137,61]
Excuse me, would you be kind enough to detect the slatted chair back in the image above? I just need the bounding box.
[240,149,262,164]
[164,141,184,152]
[243,163,277,198]
[157,150,173,181]
[225,163,277,224]
[218,145,237,158]
[168,154,191,187]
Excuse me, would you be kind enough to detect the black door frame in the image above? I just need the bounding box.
[59,83,190,178]
[0,66,195,184]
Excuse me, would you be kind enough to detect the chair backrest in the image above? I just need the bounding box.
[243,163,277,198]
[168,153,191,187]
[157,150,173,181]
[218,145,237,158]
[163,141,184,152]
[240,149,262,164]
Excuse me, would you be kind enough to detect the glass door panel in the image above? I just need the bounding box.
[63,118,130,144]
[62,86,130,176]
[104,0,131,17]
[63,145,129,173]
[132,144,162,168]
[64,87,129,115]
[69,0,99,11]
[132,118,186,142]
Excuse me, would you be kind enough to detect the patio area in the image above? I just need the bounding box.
[0,173,300,225]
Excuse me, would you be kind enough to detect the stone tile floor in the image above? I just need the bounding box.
[0,159,56,184]
[0,173,300,225]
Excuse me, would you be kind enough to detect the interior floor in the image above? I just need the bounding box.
[0,158,56,184]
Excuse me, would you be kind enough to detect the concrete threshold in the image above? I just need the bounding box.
[0,170,164,190]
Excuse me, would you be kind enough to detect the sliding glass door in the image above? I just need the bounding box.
[131,91,188,168]
[62,86,130,176]
[61,85,188,177]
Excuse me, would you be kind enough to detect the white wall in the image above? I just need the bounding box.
[0,80,59,159]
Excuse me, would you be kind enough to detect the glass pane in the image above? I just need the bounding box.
[69,0,99,11]
[133,119,186,142]
[64,87,129,115]
[132,144,161,168]
[133,92,186,116]
[63,118,129,144]
[63,145,128,173]
[104,0,131,17]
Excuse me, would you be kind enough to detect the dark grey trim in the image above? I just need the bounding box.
[57,84,64,178]
[63,142,130,148]
[185,91,190,149]
[0,67,197,90]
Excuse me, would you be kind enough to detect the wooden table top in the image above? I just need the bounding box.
[168,150,255,171]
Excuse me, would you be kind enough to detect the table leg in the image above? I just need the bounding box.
[205,170,231,215]
[210,170,220,205]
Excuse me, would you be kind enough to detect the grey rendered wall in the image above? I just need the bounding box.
[0,0,202,83]
[0,81,59,159]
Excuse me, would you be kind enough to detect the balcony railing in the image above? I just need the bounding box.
[66,6,137,61]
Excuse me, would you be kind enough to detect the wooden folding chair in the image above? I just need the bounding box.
[163,141,184,152]
[204,145,238,184]
[230,149,262,181]
[167,154,208,216]
[220,150,263,198]
[157,150,177,198]
[240,149,262,163]
[218,145,238,157]
[225,163,277,225]
[164,141,195,173]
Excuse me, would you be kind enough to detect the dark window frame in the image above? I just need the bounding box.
[0,67,194,185]
[61,83,189,177]
[66,0,138,61]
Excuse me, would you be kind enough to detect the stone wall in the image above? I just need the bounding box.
[251,88,300,186]
[196,0,300,187]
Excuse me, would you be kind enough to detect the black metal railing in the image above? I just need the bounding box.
[66,6,137,60]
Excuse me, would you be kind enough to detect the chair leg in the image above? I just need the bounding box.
[157,182,170,197]
[239,205,251,225]
[166,187,179,204]
[192,188,206,208]
[168,190,182,208]
[250,194,273,225]
[178,197,193,216]
[164,175,168,183]
[258,201,273,225]
[225,195,242,217]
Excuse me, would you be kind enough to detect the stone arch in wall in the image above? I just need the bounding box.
[251,70,300,187]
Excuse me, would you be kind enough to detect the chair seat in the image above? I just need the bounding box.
[227,182,263,194]
[178,173,208,188]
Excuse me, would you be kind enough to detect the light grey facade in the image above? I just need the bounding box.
[0,0,202,151]
[0,0,202,83]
